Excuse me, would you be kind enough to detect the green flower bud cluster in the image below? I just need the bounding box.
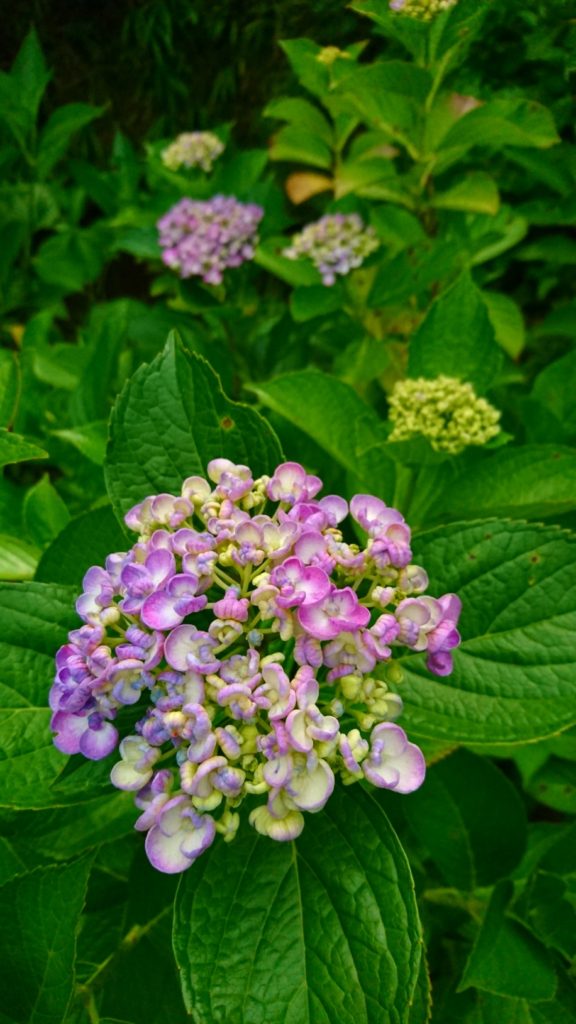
[161,132,225,173]
[389,0,458,20]
[388,376,501,454]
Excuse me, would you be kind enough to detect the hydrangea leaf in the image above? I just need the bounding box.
[52,420,108,465]
[105,333,283,521]
[35,506,128,587]
[425,446,576,523]
[290,284,343,322]
[403,750,527,890]
[264,97,333,144]
[0,856,92,1024]
[250,369,387,479]
[439,99,559,154]
[470,981,576,1024]
[97,908,189,1024]
[458,880,557,1001]
[408,952,432,1024]
[174,784,421,1024]
[397,520,576,744]
[0,534,40,581]
[0,428,47,468]
[407,272,503,392]
[0,581,79,807]
[0,349,20,427]
[23,474,70,547]
[37,101,103,179]
[1,792,135,863]
[0,837,27,886]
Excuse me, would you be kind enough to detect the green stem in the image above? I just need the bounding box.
[75,904,172,1007]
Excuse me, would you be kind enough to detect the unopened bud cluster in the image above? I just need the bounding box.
[50,460,461,874]
[161,132,225,173]
[389,0,458,19]
[388,376,501,454]
[283,213,379,286]
[157,195,263,285]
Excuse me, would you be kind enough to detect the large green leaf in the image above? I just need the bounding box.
[2,792,135,862]
[254,238,323,286]
[0,30,50,149]
[250,369,387,480]
[459,881,556,1001]
[37,102,103,178]
[52,421,108,465]
[35,506,128,587]
[481,290,525,358]
[105,333,282,521]
[174,785,421,1024]
[23,474,70,547]
[0,428,47,468]
[407,272,502,392]
[0,856,92,1024]
[403,750,526,890]
[0,581,78,808]
[0,534,40,581]
[431,173,500,215]
[439,99,559,154]
[397,520,576,744]
[264,97,333,144]
[34,225,110,294]
[333,62,430,150]
[426,446,576,524]
[279,39,331,101]
[269,125,333,170]
[528,350,576,443]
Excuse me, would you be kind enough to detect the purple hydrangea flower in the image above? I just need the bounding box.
[51,459,462,873]
[283,213,379,286]
[157,195,263,285]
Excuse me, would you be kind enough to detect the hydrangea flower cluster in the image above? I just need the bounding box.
[283,213,379,286]
[50,460,462,874]
[389,0,458,18]
[157,195,263,285]
[161,131,225,173]
[388,376,501,454]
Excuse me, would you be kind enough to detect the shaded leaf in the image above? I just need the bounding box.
[0,857,92,1024]
[408,272,502,392]
[404,750,526,889]
[459,881,556,1001]
[105,333,282,521]
[426,446,576,523]
[174,785,421,1024]
[0,428,47,468]
[35,506,128,587]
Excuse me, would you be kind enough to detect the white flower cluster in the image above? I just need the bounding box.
[389,0,458,19]
[161,132,225,173]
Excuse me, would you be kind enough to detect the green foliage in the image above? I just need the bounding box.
[1,2,576,1021]
[0,856,92,1024]
[398,520,576,743]
[174,786,421,1024]
[105,333,283,521]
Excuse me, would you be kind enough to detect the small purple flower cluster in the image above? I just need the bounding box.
[157,195,263,285]
[283,213,379,286]
[51,461,461,874]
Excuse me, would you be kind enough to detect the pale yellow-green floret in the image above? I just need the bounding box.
[161,131,225,173]
[388,375,501,455]
[389,0,458,21]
